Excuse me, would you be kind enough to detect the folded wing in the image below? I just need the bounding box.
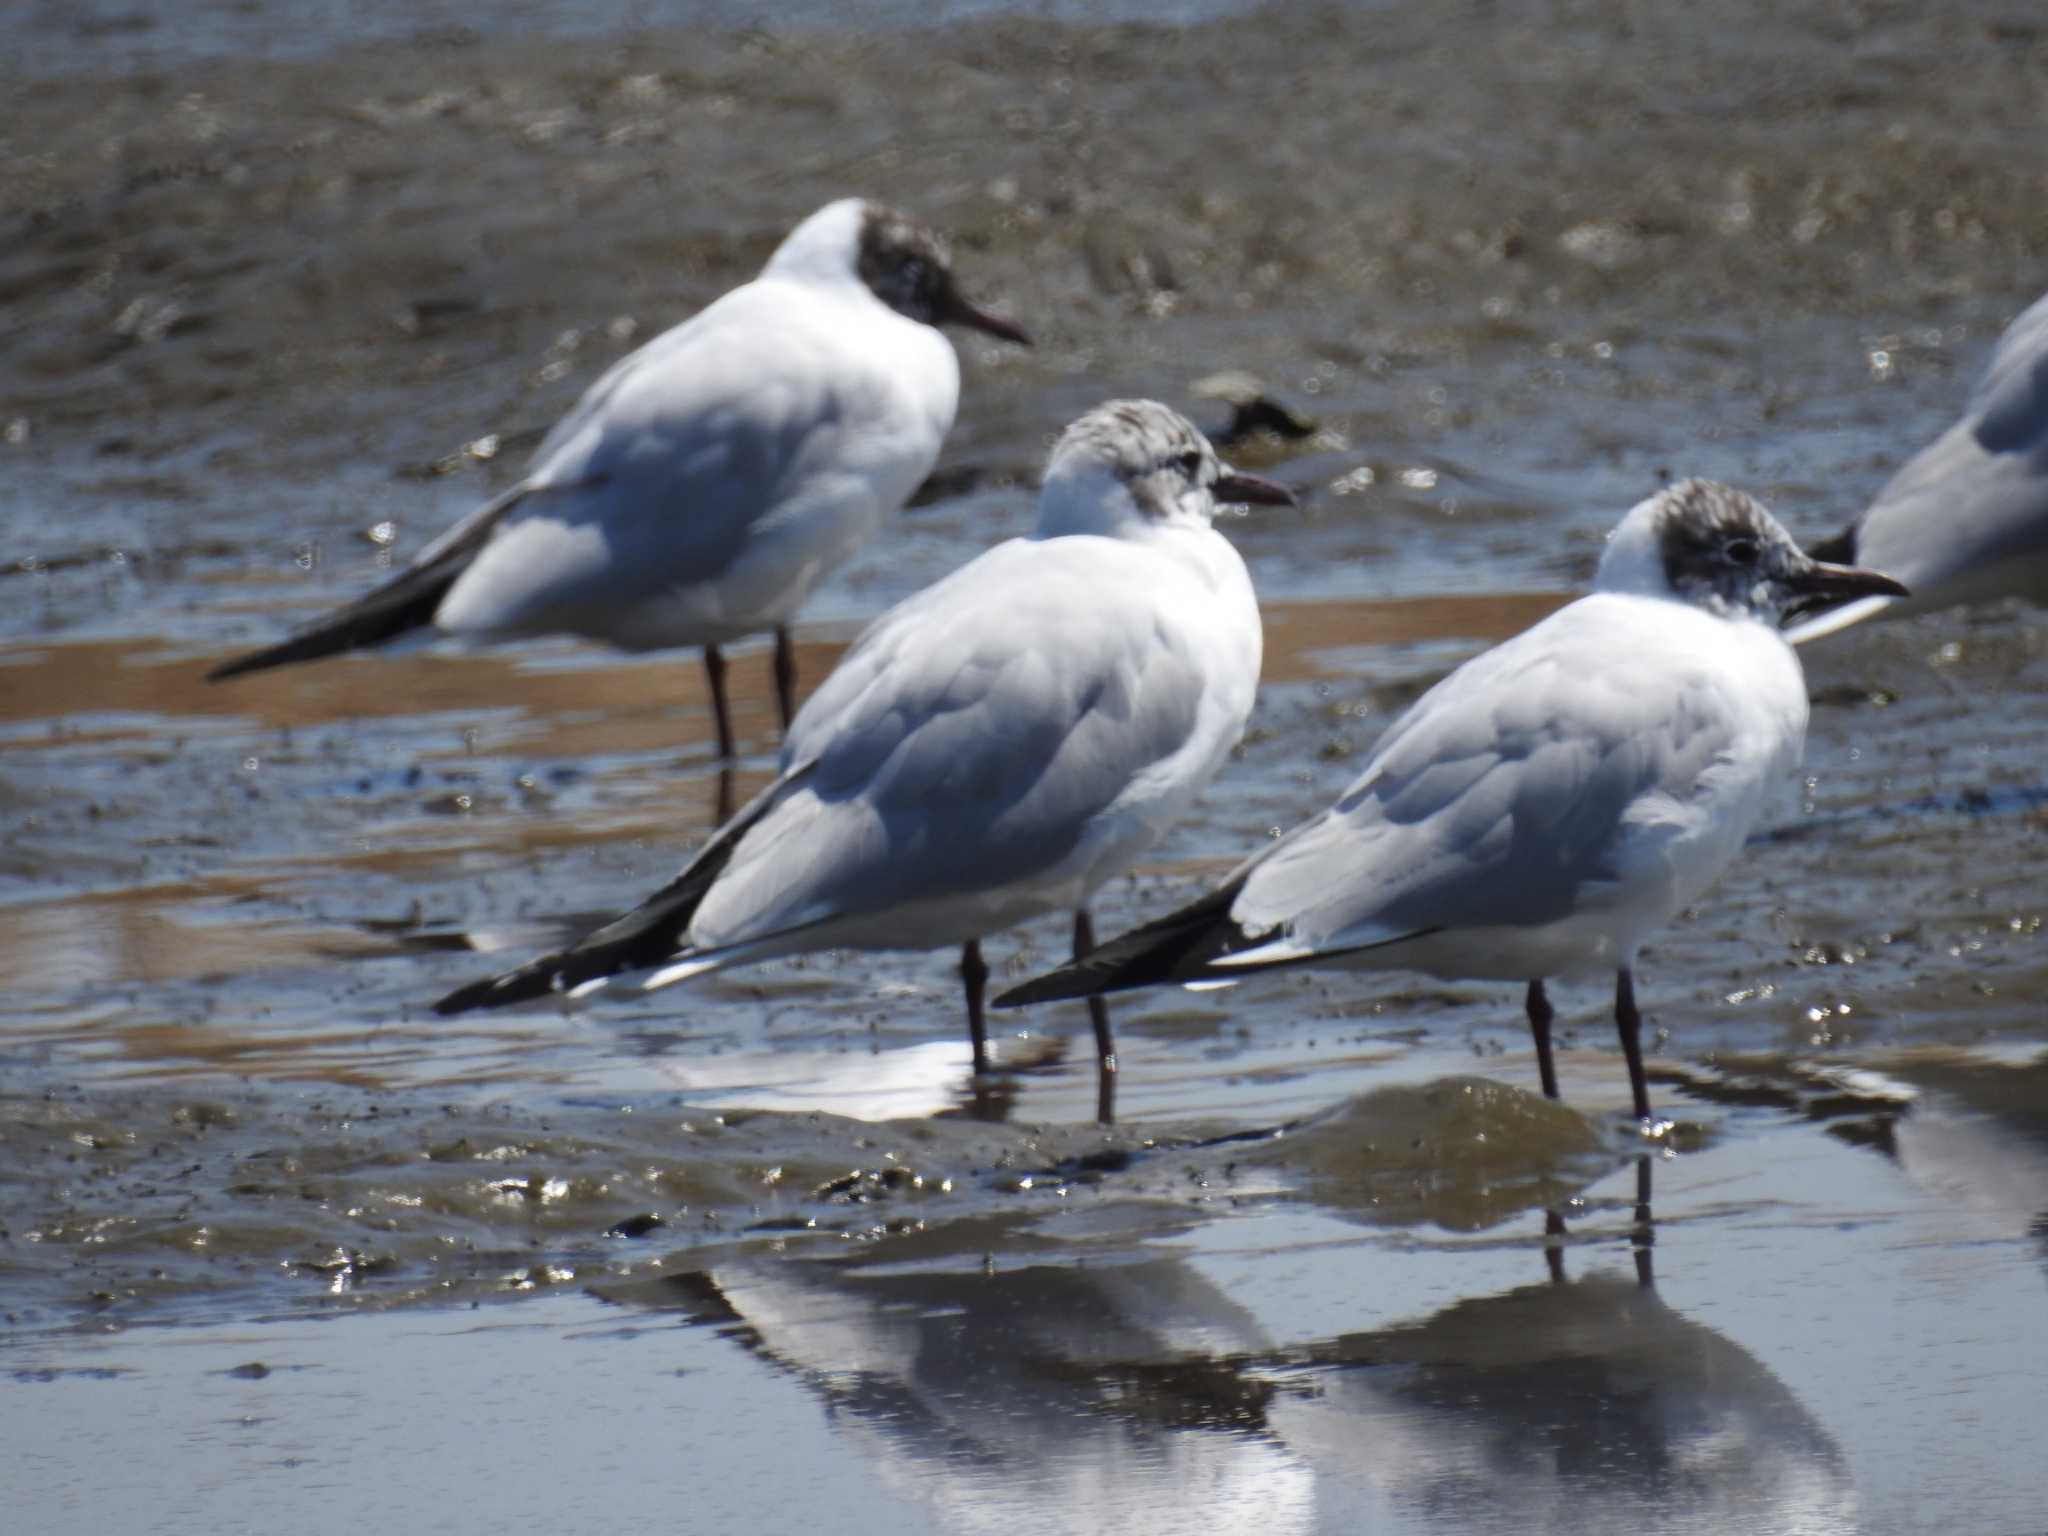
[687,536,1224,946]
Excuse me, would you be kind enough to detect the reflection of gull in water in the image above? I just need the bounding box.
[639,1038,975,1122]
[609,1154,1850,1536]
[1272,1159,1854,1535]
[1272,1265,1853,1534]
[1878,1052,2048,1267]
[641,1253,1312,1536]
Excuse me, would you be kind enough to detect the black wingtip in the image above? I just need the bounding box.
[992,964,1099,1009]
[431,928,658,1019]
[994,875,1255,1010]
[205,511,507,682]
[205,640,317,683]
[428,767,802,1018]
[1805,523,1857,566]
[205,653,261,684]
[432,963,562,1017]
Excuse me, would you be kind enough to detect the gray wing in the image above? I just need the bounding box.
[686,537,1225,945]
[1852,291,2048,596]
[437,280,934,634]
[1968,288,2048,453]
[517,287,836,573]
[1230,603,1738,949]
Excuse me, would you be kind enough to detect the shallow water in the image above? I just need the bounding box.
[5,0,2048,1530]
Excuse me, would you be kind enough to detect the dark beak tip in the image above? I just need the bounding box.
[947,291,1031,347]
[1805,559,1911,602]
[1214,470,1298,509]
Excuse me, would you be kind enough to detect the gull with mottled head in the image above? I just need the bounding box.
[209,198,1029,761]
[1000,480,1907,1122]
[432,400,1292,1121]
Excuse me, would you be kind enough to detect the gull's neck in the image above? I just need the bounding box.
[1594,494,1677,599]
[1036,465,1165,542]
[759,198,869,289]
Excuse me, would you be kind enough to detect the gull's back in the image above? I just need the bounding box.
[1227,588,1806,981]
[433,265,962,651]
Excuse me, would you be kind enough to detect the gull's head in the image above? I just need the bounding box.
[763,198,1030,345]
[1035,399,1294,540]
[1598,478,1909,626]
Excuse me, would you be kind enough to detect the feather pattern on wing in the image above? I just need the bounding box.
[436,276,958,649]
[1226,593,1805,969]
[683,531,1258,951]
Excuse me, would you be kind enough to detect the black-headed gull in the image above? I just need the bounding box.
[1789,290,2048,643]
[432,400,1292,1118]
[999,480,1905,1123]
[209,198,1029,759]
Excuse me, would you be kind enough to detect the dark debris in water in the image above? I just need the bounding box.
[606,1213,665,1239]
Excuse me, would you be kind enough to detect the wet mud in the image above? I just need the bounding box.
[5,2,2048,1531]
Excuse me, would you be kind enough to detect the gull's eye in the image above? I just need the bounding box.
[1174,449,1205,477]
[898,256,930,291]
[1725,536,1759,565]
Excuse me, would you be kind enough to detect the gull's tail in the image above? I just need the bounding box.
[207,485,524,682]
[431,769,801,1016]
[995,876,1258,1007]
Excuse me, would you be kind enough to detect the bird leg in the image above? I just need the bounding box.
[702,644,737,763]
[1073,909,1117,1125]
[1525,978,1560,1100]
[773,625,798,731]
[1542,1207,1569,1286]
[961,938,991,1077]
[713,765,736,825]
[1072,910,1117,1073]
[1631,1152,1656,1288]
[1614,966,1651,1122]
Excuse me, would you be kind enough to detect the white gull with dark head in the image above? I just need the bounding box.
[1000,478,1906,1122]
[210,197,1030,760]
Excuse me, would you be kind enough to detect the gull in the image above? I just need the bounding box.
[998,479,1906,1122]
[207,198,1030,761]
[431,400,1293,1118]
[1788,289,2048,643]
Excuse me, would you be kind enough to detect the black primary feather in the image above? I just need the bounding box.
[994,874,1256,1007]
[432,768,807,1015]
[207,486,525,682]
[1804,523,1857,566]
